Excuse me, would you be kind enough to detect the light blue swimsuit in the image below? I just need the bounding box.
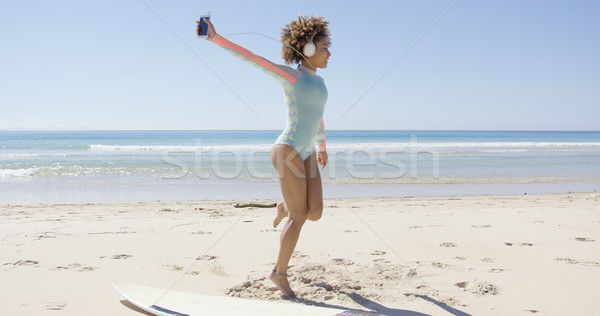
[212,34,327,161]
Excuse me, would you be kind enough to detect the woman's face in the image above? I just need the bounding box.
[308,38,331,69]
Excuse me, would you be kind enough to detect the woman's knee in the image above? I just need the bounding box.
[289,207,309,224]
[307,204,323,221]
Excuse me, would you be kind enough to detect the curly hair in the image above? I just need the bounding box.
[280,15,331,65]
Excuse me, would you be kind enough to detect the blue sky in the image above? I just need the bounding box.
[1,0,598,131]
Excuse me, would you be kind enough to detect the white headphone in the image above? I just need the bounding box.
[302,32,317,58]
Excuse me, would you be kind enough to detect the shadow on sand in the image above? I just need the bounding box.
[286,289,472,316]
[345,291,471,316]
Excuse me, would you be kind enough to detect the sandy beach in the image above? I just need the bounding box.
[1,192,599,315]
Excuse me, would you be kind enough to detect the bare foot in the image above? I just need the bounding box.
[273,202,288,228]
[269,271,296,298]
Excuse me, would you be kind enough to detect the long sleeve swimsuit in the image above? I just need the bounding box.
[212,34,327,161]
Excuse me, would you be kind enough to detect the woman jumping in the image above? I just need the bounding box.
[200,16,331,297]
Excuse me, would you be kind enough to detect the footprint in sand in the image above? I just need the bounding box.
[455,280,499,296]
[481,258,494,263]
[13,260,39,266]
[505,242,534,247]
[370,250,386,256]
[331,258,354,266]
[89,230,136,235]
[191,231,213,235]
[471,225,492,228]
[53,263,97,272]
[34,232,66,240]
[111,254,132,259]
[524,309,541,314]
[196,255,217,261]
[555,257,578,265]
[46,302,67,310]
[440,242,457,247]
[163,265,183,272]
[489,268,504,273]
[159,208,178,213]
[575,237,595,242]
[555,257,600,267]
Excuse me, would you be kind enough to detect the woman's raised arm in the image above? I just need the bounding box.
[198,19,298,84]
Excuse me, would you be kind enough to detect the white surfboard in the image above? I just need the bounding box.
[111,280,378,316]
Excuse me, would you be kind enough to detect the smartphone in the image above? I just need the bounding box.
[197,14,210,38]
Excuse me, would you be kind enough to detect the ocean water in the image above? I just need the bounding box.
[1,130,599,201]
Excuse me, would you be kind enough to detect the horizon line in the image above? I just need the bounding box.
[1,129,599,133]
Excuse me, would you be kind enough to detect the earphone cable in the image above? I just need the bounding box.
[222,32,315,70]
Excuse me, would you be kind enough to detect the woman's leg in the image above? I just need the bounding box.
[273,151,323,226]
[304,151,324,221]
[269,144,309,297]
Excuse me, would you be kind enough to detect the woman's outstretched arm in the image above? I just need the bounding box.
[200,18,298,84]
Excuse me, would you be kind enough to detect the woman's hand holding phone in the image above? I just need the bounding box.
[196,18,216,41]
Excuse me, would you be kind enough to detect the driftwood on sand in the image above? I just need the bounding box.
[233,203,277,208]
